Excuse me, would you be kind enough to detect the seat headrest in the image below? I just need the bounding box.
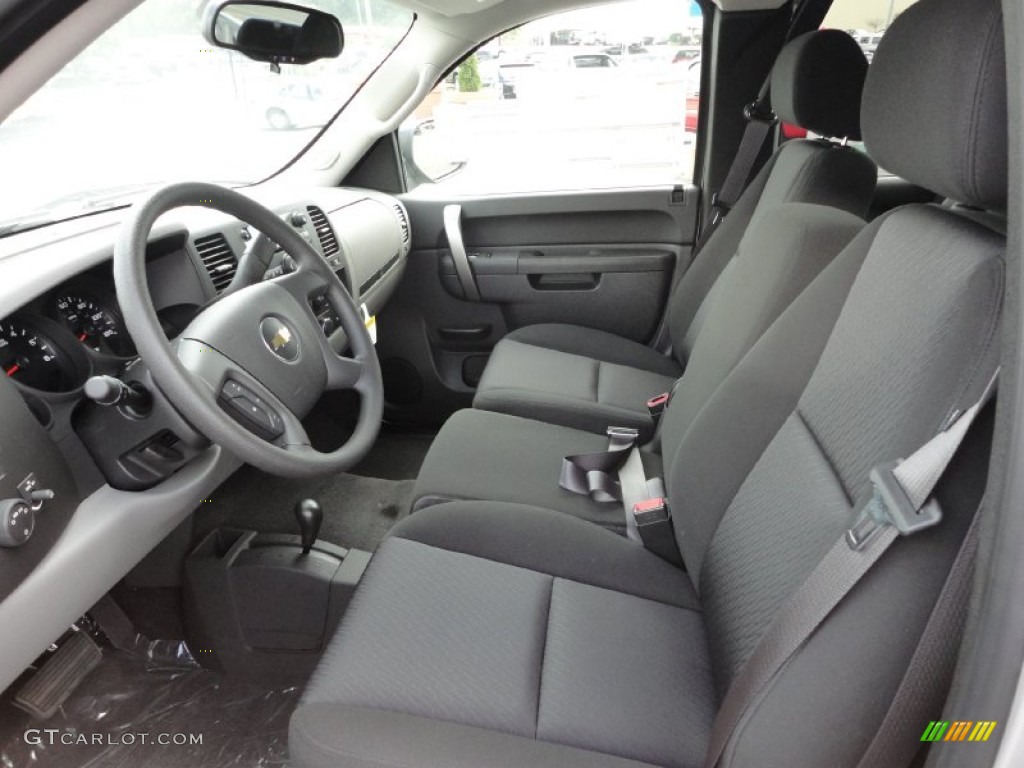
[862,0,1007,210]
[770,30,868,140]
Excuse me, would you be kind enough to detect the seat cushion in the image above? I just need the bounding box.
[411,409,661,532]
[393,501,694,608]
[291,502,715,768]
[291,706,666,768]
[473,325,680,436]
[495,323,684,377]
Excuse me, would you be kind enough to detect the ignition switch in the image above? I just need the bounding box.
[0,499,34,548]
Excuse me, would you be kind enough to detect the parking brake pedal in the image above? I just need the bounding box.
[14,631,102,719]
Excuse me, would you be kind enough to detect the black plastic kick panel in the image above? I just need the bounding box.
[184,528,371,682]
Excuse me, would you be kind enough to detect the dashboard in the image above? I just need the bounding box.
[0,185,410,691]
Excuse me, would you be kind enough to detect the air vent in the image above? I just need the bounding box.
[307,206,339,258]
[393,203,410,245]
[193,233,236,293]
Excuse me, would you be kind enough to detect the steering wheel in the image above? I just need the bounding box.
[113,182,383,478]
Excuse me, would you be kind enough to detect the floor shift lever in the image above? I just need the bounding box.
[294,499,323,555]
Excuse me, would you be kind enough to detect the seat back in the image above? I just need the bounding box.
[666,29,877,365]
[666,0,1007,764]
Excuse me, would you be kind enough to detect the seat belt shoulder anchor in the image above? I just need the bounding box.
[743,99,779,125]
[846,460,943,550]
[709,192,731,216]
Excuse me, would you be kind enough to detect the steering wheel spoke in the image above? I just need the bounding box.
[276,257,378,394]
[324,352,368,390]
[276,263,328,305]
[176,339,309,447]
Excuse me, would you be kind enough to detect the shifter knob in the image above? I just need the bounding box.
[294,499,322,555]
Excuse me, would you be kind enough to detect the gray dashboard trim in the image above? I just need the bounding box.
[0,446,240,693]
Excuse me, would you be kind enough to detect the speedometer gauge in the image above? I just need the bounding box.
[0,319,79,392]
[54,293,135,357]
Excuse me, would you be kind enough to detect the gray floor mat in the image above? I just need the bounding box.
[347,430,434,481]
[0,638,299,768]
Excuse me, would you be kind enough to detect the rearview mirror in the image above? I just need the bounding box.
[203,1,343,68]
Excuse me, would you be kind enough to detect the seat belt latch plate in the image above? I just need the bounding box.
[633,497,671,527]
[846,460,943,550]
[606,426,640,452]
[647,392,670,418]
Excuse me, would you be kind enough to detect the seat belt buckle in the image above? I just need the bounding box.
[846,460,944,550]
[633,497,671,527]
[647,392,670,419]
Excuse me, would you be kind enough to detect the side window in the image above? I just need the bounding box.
[401,0,704,194]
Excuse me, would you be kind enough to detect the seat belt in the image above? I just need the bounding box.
[558,387,679,504]
[703,369,998,768]
[853,509,980,768]
[694,0,815,253]
[694,96,777,254]
[558,425,666,512]
[559,427,682,565]
[559,426,642,503]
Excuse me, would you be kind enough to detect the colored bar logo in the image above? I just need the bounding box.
[921,721,998,742]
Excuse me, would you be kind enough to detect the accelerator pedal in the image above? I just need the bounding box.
[14,630,102,719]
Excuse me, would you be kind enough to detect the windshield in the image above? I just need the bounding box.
[0,0,413,233]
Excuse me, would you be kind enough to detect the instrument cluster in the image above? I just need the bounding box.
[2,280,134,394]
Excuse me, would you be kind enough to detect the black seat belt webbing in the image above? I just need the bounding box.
[559,428,683,565]
[694,0,816,253]
[702,369,998,768]
[694,107,775,252]
[559,427,640,503]
[853,511,980,768]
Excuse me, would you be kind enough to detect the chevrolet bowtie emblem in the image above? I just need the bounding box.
[271,326,292,351]
[260,317,300,362]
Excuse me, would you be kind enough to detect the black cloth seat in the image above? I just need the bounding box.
[290,1,1008,766]
[414,199,869,523]
[293,503,715,768]
[473,29,876,437]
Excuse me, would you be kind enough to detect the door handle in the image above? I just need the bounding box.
[439,325,492,342]
[443,205,481,301]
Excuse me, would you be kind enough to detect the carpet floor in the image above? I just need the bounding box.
[192,428,433,552]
